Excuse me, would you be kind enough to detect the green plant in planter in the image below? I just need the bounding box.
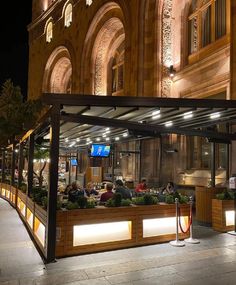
[121,199,132,206]
[19,183,27,193]
[66,201,79,210]
[216,190,233,200]
[113,193,122,207]
[87,200,96,208]
[165,194,175,204]
[57,201,62,210]
[133,196,145,205]
[143,194,158,205]
[105,198,115,207]
[41,196,48,209]
[179,194,189,204]
[77,196,88,209]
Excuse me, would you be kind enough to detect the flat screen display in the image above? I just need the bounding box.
[71,159,78,166]
[90,144,111,157]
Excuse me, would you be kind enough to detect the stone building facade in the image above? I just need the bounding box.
[28,0,232,186]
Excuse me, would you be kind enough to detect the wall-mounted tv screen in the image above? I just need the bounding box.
[71,159,78,166]
[90,144,111,157]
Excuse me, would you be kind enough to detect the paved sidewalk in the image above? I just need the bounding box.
[1,198,236,285]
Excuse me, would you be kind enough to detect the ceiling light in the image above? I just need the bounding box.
[76,138,80,142]
[152,110,160,116]
[105,127,110,131]
[86,138,90,142]
[102,134,107,138]
[96,138,101,142]
[65,138,68,142]
[69,142,76,147]
[152,114,161,120]
[165,121,173,127]
[210,112,220,119]
[106,137,110,141]
[123,133,128,137]
[115,137,120,141]
[183,111,193,119]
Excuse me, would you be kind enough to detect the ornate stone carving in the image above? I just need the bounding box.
[161,0,173,97]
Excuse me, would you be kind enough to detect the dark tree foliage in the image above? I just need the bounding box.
[0,80,42,147]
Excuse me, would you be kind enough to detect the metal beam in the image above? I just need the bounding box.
[18,143,24,188]
[1,150,5,182]
[46,104,60,263]
[27,134,34,197]
[60,113,236,142]
[42,93,236,109]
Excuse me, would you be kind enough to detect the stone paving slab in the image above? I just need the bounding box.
[1,198,236,285]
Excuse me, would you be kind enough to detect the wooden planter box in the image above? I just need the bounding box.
[212,199,234,232]
[196,186,224,224]
[56,203,190,258]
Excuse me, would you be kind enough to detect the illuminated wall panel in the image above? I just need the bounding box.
[34,217,46,247]
[26,208,34,229]
[73,221,132,246]
[226,211,235,226]
[143,216,188,237]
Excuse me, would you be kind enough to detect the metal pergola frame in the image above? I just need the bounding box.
[3,93,236,262]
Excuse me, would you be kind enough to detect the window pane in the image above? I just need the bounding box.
[215,0,226,39]
[218,144,227,169]
[201,139,210,169]
[189,17,198,54]
[202,6,211,47]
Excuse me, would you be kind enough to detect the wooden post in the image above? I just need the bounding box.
[18,143,24,188]
[46,104,60,263]
[27,134,35,197]
[1,150,6,183]
[211,142,216,187]
[11,143,16,186]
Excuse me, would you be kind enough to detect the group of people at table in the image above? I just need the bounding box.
[60,179,176,204]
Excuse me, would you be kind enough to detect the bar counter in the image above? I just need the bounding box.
[0,183,190,258]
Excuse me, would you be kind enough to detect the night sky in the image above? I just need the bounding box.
[0,1,32,98]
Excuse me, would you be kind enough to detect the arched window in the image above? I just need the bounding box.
[112,50,124,95]
[188,0,227,56]
[64,3,72,27]
[45,21,53,43]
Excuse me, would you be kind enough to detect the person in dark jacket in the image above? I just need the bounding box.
[114,179,132,199]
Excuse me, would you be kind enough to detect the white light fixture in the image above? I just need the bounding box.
[183,111,193,119]
[210,112,221,119]
[15,149,19,153]
[165,121,173,127]
[152,114,161,120]
[102,134,107,138]
[152,110,160,116]
[106,130,111,134]
[105,127,110,131]
[65,138,68,142]
[115,137,120,141]
[69,142,76,147]
[106,137,110,141]
[152,110,161,120]
[86,0,93,6]
[123,133,128,137]
[86,138,91,142]
[76,138,80,142]
[96,138,101,142]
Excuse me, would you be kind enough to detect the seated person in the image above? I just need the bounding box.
[84,182,99,197]
[100,182,114,203]
[114,179,132,199]
[135,179,148,193]
[68,181,84,202]
[162,182,176,195]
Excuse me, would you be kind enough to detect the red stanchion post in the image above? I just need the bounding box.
[170,198,185,247]
[184,196,200,244]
